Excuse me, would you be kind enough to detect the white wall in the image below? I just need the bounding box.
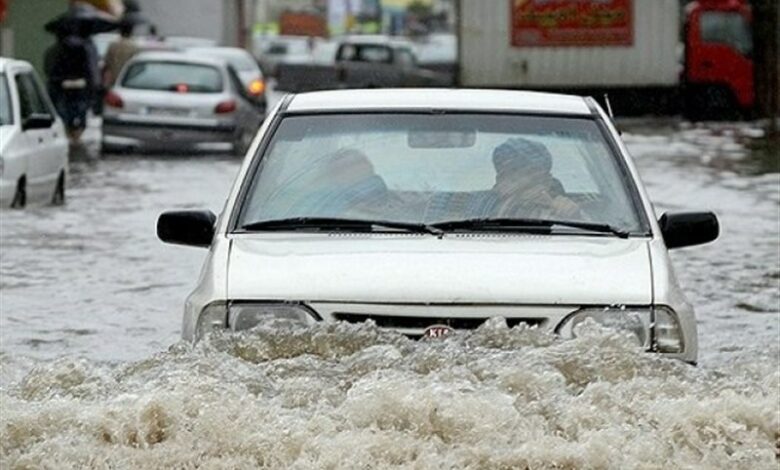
[135,0,242,46]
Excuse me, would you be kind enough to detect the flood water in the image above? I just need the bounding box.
[1,120,778,468]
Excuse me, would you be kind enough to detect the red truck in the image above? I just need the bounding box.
[684,0,753,116]
[457,0,754,117]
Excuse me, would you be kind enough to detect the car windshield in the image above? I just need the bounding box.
[700,11,752,56]
[237,114,648,234]
[0,74,12,125]
[121,61,223,93]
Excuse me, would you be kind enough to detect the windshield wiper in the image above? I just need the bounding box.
[431,217,631,238]
[240,217,444,236]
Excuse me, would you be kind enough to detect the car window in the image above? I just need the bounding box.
[238,114,647,233]
[357,45,392,63]
[121,61,224,93]
[266,43,288,55]
[700,11,752,56]
[14,73,49,121]
[226,65,249,99]
[27,71,56,116]
[0,74,12,125]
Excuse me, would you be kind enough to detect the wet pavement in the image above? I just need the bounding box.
[1,119,778,468]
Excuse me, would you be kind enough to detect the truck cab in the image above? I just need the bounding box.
[684,0,754,116]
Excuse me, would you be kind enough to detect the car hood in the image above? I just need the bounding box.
[227,234,653,305]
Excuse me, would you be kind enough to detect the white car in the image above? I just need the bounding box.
[157,89,719,364]
[255,35,315,76]
[0,58,68,208]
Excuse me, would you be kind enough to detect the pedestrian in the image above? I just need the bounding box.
[44,23,96,145]
[102,19,139,88]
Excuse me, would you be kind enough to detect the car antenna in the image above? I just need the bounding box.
[603,93,622,135]
[603,94,615,119]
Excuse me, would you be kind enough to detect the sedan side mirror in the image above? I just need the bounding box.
[23,113,54,131]
[658,211,719,249]
[157,210,217,248]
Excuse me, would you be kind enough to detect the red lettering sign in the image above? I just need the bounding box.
[510,0,633,47]
[0,0,8,23]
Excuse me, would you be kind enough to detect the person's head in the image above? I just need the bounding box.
[119,21,135,38]
[492,137,553,196]
[325,148,376,186]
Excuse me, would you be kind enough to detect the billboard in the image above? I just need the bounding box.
[510,0,633,47]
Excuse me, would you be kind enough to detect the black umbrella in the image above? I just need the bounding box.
[45,3,118,37]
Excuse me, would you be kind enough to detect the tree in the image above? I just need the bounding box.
[751,0,778,137]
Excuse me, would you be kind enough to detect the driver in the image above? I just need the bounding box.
[489,137,581,219]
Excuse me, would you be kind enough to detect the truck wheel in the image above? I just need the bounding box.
[10,177,26,209]
[685,86,738,121]
[52,171,66,206]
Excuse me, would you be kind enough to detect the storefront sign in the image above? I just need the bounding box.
[510,0,633,47]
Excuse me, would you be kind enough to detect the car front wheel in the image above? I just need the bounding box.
[52,171,66,206]
[10,177,25,209]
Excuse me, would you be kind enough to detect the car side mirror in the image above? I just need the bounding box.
[658,211,719,249]
[157,210,217,248]
[23,113,54,131]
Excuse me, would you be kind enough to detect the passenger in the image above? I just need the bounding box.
[292,149,391,218]
[102,20,140,88]
[489,137,581,219]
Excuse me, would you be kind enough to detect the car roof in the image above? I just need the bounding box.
[338,35,413,48]
[187,46,251,56]
[0,57,32,73]
[287,89,593,115]
[128,51,228,68]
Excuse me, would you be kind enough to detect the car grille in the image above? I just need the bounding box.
[332,312,545,330]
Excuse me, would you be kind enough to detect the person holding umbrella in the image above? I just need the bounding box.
[43,1,120,144]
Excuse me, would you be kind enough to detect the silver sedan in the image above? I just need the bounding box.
[101,51,264,155]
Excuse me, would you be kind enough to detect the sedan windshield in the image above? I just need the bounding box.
[237,114,648,234]
[0,75,12,125]
[121,61,223,93]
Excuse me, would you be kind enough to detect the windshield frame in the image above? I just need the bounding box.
[228,109,652,237]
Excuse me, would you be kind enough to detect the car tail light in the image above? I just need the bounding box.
[214,100,237,114]
[104,91,123,108]
[248,79,265,96]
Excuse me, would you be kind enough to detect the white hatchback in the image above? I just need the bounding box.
[157,89,719,364]
[0,58,68,208]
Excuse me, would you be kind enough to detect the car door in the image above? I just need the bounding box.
[12,71,52,203]
[28,70,67,183]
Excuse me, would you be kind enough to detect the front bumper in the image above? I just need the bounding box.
[185,300,697,363]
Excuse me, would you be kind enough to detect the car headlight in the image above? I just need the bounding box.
[195,301,228,340]
[556,306,684,353]
[195,301,318,340]
[228,302,318,330]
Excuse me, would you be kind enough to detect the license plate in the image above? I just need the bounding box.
[148,107,189,117]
